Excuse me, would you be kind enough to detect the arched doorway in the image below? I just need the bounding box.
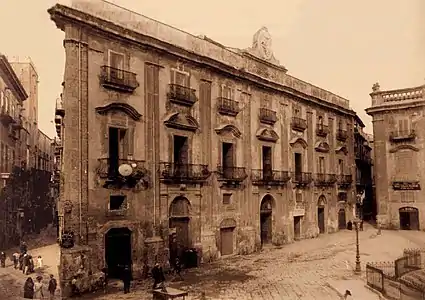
[169,196,191,263]
[260,195,273,245]
[220,218,237,256]
[317,195,326,234]
[338,208,346,229]
[105,227,132,278]
[399,207,419,230]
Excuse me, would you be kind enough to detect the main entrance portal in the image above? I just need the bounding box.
[105,227,132,278]
[399,207,419,230]
[260,195,273,245]
[169,196,191,262]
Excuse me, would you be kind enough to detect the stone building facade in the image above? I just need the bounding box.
[367,83,425,231]
[49,0,357,291]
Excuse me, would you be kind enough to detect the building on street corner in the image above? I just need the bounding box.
[366,82,424,230]
[48,0,360,294]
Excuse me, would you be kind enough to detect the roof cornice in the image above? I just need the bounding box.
[0,55,28,101]
[365,100,425,115]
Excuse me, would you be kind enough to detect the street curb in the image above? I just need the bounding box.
[324,282,344,297]
[364,284,388,300]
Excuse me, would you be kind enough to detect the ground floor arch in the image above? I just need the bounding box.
[399,207,419,230]
[105,227,132,278]
[338,208,346,229]
[260,194,274,245]
[169,196,191,263]
[317,195,326,234]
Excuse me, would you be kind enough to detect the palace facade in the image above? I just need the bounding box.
[366,83,425,231]
[49,0,357,291]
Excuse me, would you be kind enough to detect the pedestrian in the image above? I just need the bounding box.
[36,255,43,270]
[19,253,24,270]
[151,262,165,289]
[48,274,57,300]
[174,257,183,281]
[71,276,80,297]
[20,241,28,254]
[342,289,352,299]
[34,275,44,299]
[28,255,35,274]
[0,251,6,268]
[23,277,35,299]
[13,252,20,269]
[121,265,132,294]
[23,253,30,275]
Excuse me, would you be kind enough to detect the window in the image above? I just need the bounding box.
[318,116,323,126]
[293,106,301,117]
[222,193,232,205]
[108,127,128,176]
[338,159,344,175]
[397,118,411,136]
[172,69,189,87]
[318,157,325,174]
[108,51,125,80]
[109,195,126,210]
[221,85,233,99]
[222,142,234,168]
[294,153,302,174]
[173,135,189,165]
[295,192,302,203]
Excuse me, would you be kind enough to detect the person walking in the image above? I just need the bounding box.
[121,265,132,294]
[23,277,35,299]
[23,253,30,275]
[341,290,352,299]
[34,275,44,299]
[174,257,183,281]
[151,262,165,289]
[36,256,43,270]
[48,274,57,300]
[0,251,6,268]
[12,252,20,269]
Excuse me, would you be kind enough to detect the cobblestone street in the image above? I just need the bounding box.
[1,224,424,299]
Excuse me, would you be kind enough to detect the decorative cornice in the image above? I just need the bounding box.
[214,124,242,138]
[95,102,142,121]
[335,145,348,155]
[315,141,330,153]
[256,127,279,143]
[163,112,199,132]
[389,144,419,153]
[289,137,308,149]
[366,100,425,116]
[0,55,28,101]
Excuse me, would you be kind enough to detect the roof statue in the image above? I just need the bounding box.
[245,27,280,65]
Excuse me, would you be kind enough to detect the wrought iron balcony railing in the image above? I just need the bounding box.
[167,84,197,106]
[217,97,240,116]
[259,108,277,125]
[251,169,291,185]
[217,166,248,182]
[291,117,307,131]
[389,130,416,142]
[291,172,313,186]
[316,124,329,137]
[55,97,65,117]
[337,174,353,188]
[0,105,15,126]
[314,173,337,187]
[337,129,348,141]
[97,158,147,181]
[100,66,139,93]
[159,162,211,182]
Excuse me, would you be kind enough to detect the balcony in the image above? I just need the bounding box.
[217,166,248,183]
[159,162,211,183]
[291,172,313,187]
[0,105,15,126]
[337,174,352,189]
[251,169,291,186]
[259,108,277,125]
[316,124,329,137]
[100,66,139,93]
[291,117,307,132]
[314,173,337,187]
[167,84,197,106]
[55,97,65,117]
[389,130,416,142]
[217,97,240,116]
[337,129,348,141]
[97,158,148,189]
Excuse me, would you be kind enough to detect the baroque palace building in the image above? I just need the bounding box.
[366,83,425,231]
[49,0,357,289]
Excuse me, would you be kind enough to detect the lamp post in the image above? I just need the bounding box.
[353,218,361,274]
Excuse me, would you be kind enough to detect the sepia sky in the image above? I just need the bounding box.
[1,0,424,138]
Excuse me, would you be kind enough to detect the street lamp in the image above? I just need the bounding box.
[353,218,361,274]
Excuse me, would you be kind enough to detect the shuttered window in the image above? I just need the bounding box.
[398,118,410,136]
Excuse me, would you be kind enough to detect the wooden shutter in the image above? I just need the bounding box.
[120,129,128,159]
[103,125,109,157]
[126,127,134,157]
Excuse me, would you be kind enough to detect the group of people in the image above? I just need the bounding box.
[24,274,57,299]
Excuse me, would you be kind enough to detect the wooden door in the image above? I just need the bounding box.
[220,228,234,256]
[318,207,325,233]
[338,208,346,229]
[260,213,272,244]
[410,210,419,230]
[262,146,272,180]
[294,153,302,181]
[294,216,301,239]
[169,218,189,253]
[222,143,234,178]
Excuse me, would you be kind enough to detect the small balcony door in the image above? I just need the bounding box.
[108,127,126,176]
[173,135,189,176]
[262,146,272,180]
[222,142,234,178]
[109,51,124,80]
[338,159,344,175]
[294,153,302,181]
[318,157,325,174]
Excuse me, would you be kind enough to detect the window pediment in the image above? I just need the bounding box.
[214,124,242,138]
[163,112,199,132]
[389,144,419,153]
[256,127,279,143]
[289,137,308,149]
[315,141,330,153]
[335,145,348,155]
[95,102,142,121]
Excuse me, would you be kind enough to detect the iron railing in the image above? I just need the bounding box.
[389,130,416,142]
[159,162,211,182]
[291,117,307,131]
[217,166,248,182]
[259,108,277,125]
[291,172,313,185]
[337,174,353,187]
[167,84,197,106]
[251,169,290,185]
[100,66,139,92]
[337,128,348,141]
[217,97,239,116]
[97,158,146,179]
[314,173,337,186]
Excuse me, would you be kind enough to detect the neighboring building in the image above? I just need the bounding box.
[36,129,54,172]
[49,0,357,291]
[366,82,424,230]
[353,115,374,221]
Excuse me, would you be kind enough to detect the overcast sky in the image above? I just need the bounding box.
[1,0,424,137]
